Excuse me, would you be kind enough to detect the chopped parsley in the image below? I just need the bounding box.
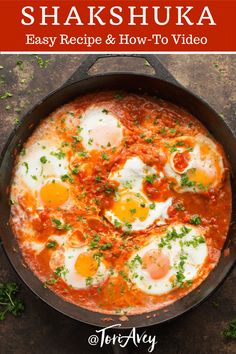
[189,215,202,225]
[63,224,73,231]
[61,174,74,183]
[46,241,57,249]
[145,136,155,143]
[89,234,100,250]
[51,217,72,231]
[100,243,113,251]
[95,175,101,182]
[180,173,196,188]
[145,174,158,184]
[183,236,205,248]
[165,141,184,153]
[35,55,50,69]
[102,109,109,114]
[20,148,26,156]
[50,150,65,160]
[149,203,156,210]
[223,319,236,339]
[93,252,102,265]
[159,226,191,249]
[119,270,129,282]
[114,219,122,229]
[101,153,109,161]
[172,254,187,288]
[54,266,68,278]
[72,135,82,143]
[125,222,132,231]
[0,92,13,99]
[159,127,167,135]
[72,166,79,175]
[153,116,160,125]
[169,128,176,134]
[40,156,47,164]
[43,276,58,287]
[16,60,24,70]
[175,202,185,211]
[0,282,24,321]
[22,161,29,174]
[104,183,116,194]
[86,277,93,286]
[78,151,88,158]
[129,255,142,270]
[90,235,113,252]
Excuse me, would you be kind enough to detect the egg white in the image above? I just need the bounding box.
[12,138,76,211]
[128,224,207,295]
[79,107,124,151]
[16,139,69,191]
[105,156,172,231]
[50,246,109,289]
[109,156,157,191]
[105,197,172,231]
[164,134,224,193]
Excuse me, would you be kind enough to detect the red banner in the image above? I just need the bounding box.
[0,0,235,52]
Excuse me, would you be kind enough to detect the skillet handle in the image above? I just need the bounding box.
[63,54,180,87]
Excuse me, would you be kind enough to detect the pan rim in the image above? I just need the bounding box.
[0,72,235,329]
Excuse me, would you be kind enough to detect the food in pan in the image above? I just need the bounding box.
[10,91,231,315]
[128,224,207,295]
[104,156,172,231]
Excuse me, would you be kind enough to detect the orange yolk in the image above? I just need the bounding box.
[187,141,221,186]
[142,249,170,280]
[200,141,212,158]
[112,191,149,223]
[74,252,98,277]
[188,168,215,186]
[40,182,69,208]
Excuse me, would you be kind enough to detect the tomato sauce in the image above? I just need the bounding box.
[10,91,231,315]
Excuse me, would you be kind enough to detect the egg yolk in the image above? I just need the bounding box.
[89,125,123,149]
[142,249,170,280]
[112,191,149,223]
[75,252,98,277]
[40,182,69,208]
[200,141,212,158]
[187,168,215,186]
[188,141,219,186]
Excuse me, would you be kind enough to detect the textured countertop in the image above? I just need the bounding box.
[0,54,235,354]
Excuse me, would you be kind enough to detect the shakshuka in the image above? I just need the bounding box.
[10,91,231,315]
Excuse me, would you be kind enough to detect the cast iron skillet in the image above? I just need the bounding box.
[0,54,235,329]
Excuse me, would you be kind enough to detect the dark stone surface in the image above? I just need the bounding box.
[0,54,235,354]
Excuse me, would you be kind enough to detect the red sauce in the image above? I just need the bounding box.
[10,91,232,315]
[173,150,190,172]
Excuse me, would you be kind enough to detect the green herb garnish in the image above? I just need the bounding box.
[40,156,47,164]
[223,319,236,339]
[0,283,24,321]
[46,241,57,249]
[189,215,202,225]
[145,174,158,184]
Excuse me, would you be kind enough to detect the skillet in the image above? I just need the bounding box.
[0,54,235,329]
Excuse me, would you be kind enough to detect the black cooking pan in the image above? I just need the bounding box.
[0,54,235,329]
